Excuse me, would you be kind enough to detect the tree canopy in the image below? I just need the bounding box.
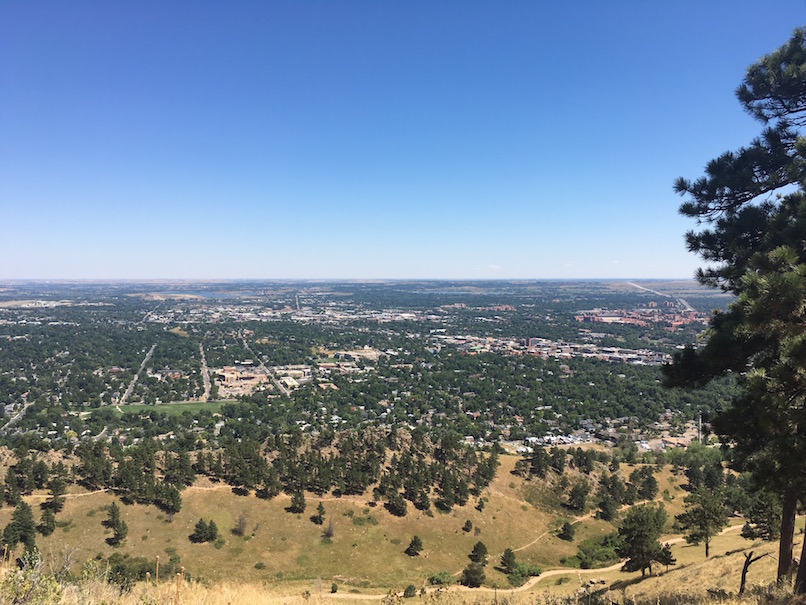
[469,541,488,565]
[404,535,423,557]
[665,25,806,593]
[676,488,728,558]
[617,503,668,577]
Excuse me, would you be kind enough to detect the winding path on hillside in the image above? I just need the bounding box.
[18,477,751,601]
[321,561,628,600]
[511,491,671,554]
[322,520,750,600]
[26,488,110,501]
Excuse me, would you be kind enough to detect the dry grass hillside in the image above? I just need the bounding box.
[1,454,800,604]
[4,455,579,589]
[6,534,804,605]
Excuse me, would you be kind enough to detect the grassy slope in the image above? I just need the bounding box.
[3,454,786,601]
[37,529,806,605]
[4,455,561,588]
[619,534,792,600]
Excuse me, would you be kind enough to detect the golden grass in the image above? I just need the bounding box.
[0,456,567,589]
[0,456,693,592]
[50,569,806,605]
[4,531,805,605]
[5,455,798,605]
[618,533,804,602]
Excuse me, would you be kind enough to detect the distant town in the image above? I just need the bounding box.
[0,280,728,455]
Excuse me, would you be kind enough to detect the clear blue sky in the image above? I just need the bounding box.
[1,2,804,280]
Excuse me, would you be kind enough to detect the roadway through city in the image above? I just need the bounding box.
[199,342,211,401]
[119,343,157,405]
[241,335,291,397]
[627,282,694,312]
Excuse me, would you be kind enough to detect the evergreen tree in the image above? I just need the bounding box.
[413,488,431,511]
[558,522,576,542]
[676,488,728,558]
[571,448,595,473]
[104,501,128,546]
[500,548,516,573]
[15,457,36,494]
[288,490,306,514]
[665,26,806,590]
[189,518,218,543]
[155,484,182,517]
[256,465,282,500]
[568,479,589,512]
[659,543,677,572]
[176,451,196,485]
[3,501,37,551]
[624,483,638,505]
[702,462,725,491]
[685,465,704,491]
[32,459,49,489]
[385,491,407,517]
[629,467,659,501]
[75,441,113,489]
[550,447,566,473]
[597,492,619,522]
[616,504,668,577]
[45,465,67,513]
[724,473,752,514]
[404,535,423,557]
[605,472,628,504]
[529,448,549,478]
[110,517,128,546]
[312,502,325,525]
[638,474,659,501]
[104,502,122,529]
[435,471,456,511]
[469,541,488,565]
[38,507,55,537]
[455,478,470,506]
[460,562,485,587]
[189,519,210,543]
[741,489,781,541]
[213,453,224,478]
[193,451,208,475]
[3,471,20,506]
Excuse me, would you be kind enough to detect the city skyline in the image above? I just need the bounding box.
[2,3,803,280]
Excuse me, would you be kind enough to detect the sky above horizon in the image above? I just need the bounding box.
[2,3,804,280]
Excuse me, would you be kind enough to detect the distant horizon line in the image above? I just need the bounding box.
[0,277,700,283]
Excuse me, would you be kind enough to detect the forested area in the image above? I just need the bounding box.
[0,425,500,543]
[0,277,732,451]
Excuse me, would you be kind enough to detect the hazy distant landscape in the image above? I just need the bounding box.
[0,279,743,595]
[4,2,806,604]
[0,279,733,443]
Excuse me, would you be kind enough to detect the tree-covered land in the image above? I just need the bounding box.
[0,280,733,454]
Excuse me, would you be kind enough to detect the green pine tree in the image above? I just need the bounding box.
[404,535,423,557]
